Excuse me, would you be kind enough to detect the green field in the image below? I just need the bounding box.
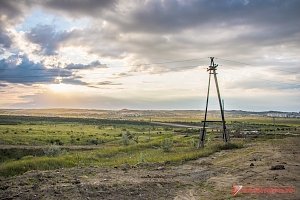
[0,113,299,177]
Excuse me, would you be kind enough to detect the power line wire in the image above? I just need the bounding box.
[0,64,205,79]
[119,57,209,67]
[0,57,209,71]
[216,57,300,74]
[1,57,299,86]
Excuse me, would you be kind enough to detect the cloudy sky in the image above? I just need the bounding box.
[0,0,299,111]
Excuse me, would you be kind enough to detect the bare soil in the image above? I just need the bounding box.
[1,137,299,200]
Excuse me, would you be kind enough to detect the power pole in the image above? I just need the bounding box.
[148,117,151,141]
[273,117,276,133]
[198,57,229,148]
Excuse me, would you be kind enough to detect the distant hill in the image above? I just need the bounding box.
[0,109,299,119]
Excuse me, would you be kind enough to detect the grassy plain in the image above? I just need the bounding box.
[0,111,299,178]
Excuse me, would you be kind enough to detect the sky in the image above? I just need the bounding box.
[0,0,299,111]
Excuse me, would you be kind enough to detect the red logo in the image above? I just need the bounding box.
[232,185,295,196]
[232,185,243,196]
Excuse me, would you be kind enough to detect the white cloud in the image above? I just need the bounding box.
[0,0,299,111]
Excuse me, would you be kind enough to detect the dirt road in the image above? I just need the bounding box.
[0,137,299,200]
[150,121,202,129]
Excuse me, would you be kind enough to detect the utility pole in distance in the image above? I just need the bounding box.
[198,57,229,148]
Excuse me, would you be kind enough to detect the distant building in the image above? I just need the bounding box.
[266,112,300,118]
[266,113,288,118]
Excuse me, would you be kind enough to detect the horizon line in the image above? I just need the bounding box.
[0,108,299,113]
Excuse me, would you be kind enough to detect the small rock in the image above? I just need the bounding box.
[250,163,254,167]
[54,190,61,194]
[199,160,213,165]
[120,163,130,171]
[164,161,171,165]
[73,179,81,184]
[32,184,39,190]
[157,166,165,170]
[0,185,9,190]
[270,165,285,170]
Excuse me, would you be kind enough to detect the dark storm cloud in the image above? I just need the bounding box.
[114,0,300,34]
[26,24,72,55]
[60,27,127,58]
[0,0,30,50]
[0,0,117,19]
[65,60,107,70]
[0,0,31,22]
[0,54,72,84]
[40,0,117,17]
[0,54,102,86]
[0,28,12,49]
[44,0,298,74]
[1,0,300,75]
[110,0,300,55]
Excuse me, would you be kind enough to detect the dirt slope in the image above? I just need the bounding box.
[1,137,299,200]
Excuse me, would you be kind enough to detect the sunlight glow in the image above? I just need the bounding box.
[48,83,73,93]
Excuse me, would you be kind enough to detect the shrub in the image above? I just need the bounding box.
[49,139,64,145]
[87,139,102,145]
[121,133,129,146]
[190,138,197,148]
[126,131,133,139]
[43,145,65,157]
[70,138,76,144]
[138,152,145,163]
[217,142,243,150]
[133,136,139,143]
[164,127,172,131]
[161,138,173,152]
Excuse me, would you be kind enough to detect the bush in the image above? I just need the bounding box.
[126,131,133,139]
[190,138,197,148]
[161,138,173,152]
[87,139,102,145]
[49,139,64,145]
[43,145,65,157]
[164,127,172,131]
[138,152,145,163]
[121,132,129,146]
[217,142,243,150]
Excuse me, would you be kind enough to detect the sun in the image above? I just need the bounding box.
[48,83,72,93]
